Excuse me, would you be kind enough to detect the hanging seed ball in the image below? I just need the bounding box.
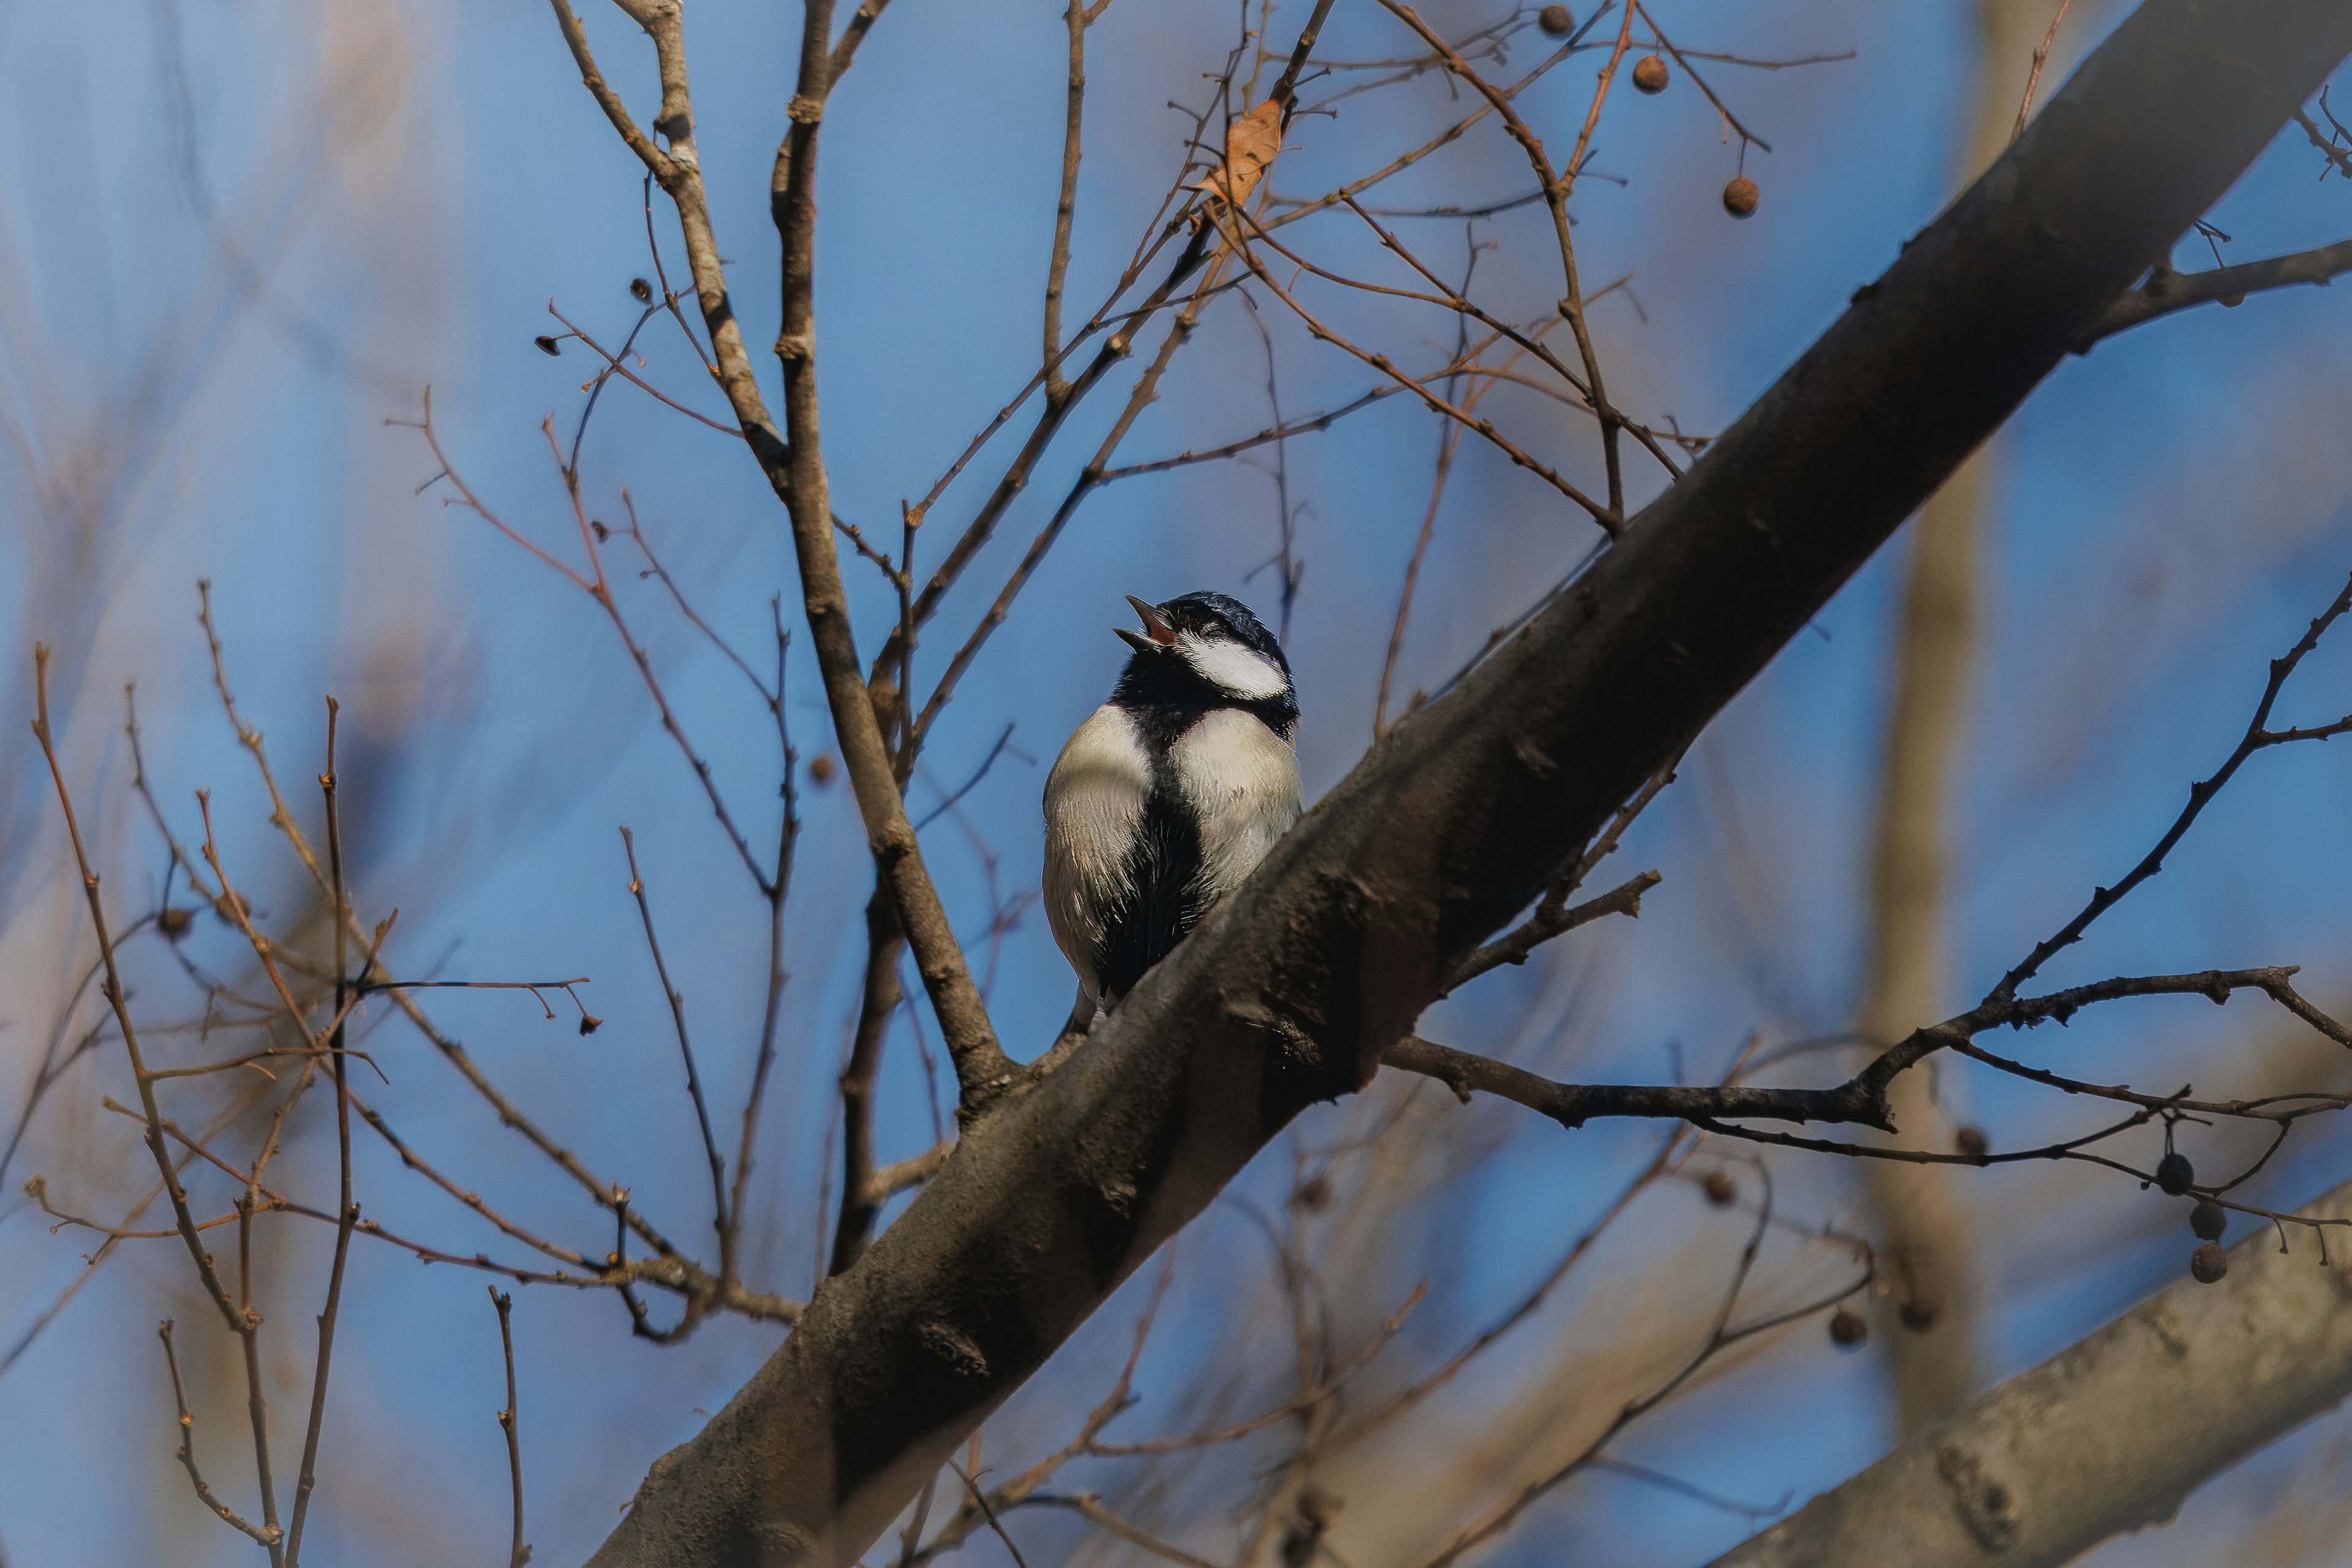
[1954,1125,1990,1160]
[1631,54,1670,94]
[157,905,194,941]
[808,753,839,786]
[2155,1151,2195,1196]
[2190,1199,2227,1241]
[1702,1169,1736,1207]
[533,334,561,356]
[1722,176,1760,219]
[1899,1295,1941,1333]
[1537,5,1575,37]
[213,890,250,926]
[630,277,654,303]
[2190,1241,2228,1285]
[578,1014,603,1036]
[1828,1308,1868,1348]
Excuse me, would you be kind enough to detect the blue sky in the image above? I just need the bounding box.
[3,1,2351,1564]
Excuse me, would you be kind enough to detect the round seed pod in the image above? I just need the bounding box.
[1954,1125,1990,1159]
[1537,5,1575,36]
[1828,1308,1867,1348]
[2155,1152,2195,1196]
[533,334,560,356]
[2190,1241,2228,1284]
[1631,54,1669,94]
[2190,1199,2226,1240]
[630,277,654,303]
[1722,177,1759,219]
[1702,1170,1736,1207]
[808,753,839,785]
[1899,1295,1941,1333]
[157,905,194,941]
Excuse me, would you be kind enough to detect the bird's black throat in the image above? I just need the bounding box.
[1108,650,1298,747]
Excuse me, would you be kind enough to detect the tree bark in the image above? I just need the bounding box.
[585,5,2352,1562]
[1709,1175,2352,1567]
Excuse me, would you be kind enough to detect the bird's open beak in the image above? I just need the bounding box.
[1115,595,1178,654]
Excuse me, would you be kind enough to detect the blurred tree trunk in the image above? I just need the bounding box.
[1856,0,2103,1434]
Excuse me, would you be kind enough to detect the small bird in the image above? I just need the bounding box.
[1044,591,1301,1030]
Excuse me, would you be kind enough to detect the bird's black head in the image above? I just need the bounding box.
[1110,590,1298,737]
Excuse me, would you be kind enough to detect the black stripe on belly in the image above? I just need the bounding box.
[1096,771,1202,1005]
[1095,699,1212,1003]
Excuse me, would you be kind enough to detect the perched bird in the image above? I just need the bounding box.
[1044,591,1301,1029]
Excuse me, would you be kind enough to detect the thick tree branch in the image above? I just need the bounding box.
[1709,1171,2352,1567]
[584,6,2352,1564]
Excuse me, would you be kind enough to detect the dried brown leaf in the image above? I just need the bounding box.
[1195,99,1283,209]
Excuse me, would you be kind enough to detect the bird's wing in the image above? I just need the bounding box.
[1042,705,1152,1000]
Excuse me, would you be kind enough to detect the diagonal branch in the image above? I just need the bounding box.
[553,0,1015,1106]
[1709,1172,2352,1568]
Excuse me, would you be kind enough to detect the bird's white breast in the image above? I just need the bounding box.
[1042,704,1152,997]
[1170,708,1301,904]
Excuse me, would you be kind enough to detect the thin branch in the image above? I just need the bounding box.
[619,827,731,1285]
[1633,1,1774,152]
[1042,0,1091,405]
[1446,870,1658,991]
[1989,567,2352,1003]
[547,303,744,437]
[491,1289,529,1568]
[160,1322,282,1550]
[285,701,356,1566]
[729,602,800,1286]
[1223,206,1619,530]
[913,723,1019,833]
[2013,0,2074,140]
[2083,238,2352,342]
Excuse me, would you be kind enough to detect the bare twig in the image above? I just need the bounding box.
[2084,238,2352,342]
[285,701,357,1566]
[619,827,731,1290]
[31,647,284,1562]
[161,1321,282,1549]
[2013,0,2074,141]
[491,1289,530,1567]
[1989,566,2352,1003]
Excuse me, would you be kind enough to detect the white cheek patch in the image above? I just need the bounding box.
[1178,631,1289,701]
